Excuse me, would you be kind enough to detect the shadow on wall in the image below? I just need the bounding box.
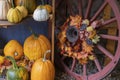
[0,17,49,49]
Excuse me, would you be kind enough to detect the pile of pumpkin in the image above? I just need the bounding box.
[0,0,52,23]
[0,33,55,80]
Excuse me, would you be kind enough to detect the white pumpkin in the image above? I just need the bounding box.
[33,8,49,21]
[0,0,11,20]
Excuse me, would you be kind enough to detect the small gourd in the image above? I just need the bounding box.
[16,5,28,18]
[6,56,29,80]
[37,4,52,14]
[33,6,49,21]
[4,40,23,60]
[0,0,11,20]
[43,4,52,14]
[31,50,55,80]
[14,0,36,14]
[7,0,22,23]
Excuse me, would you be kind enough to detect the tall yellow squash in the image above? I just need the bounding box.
[7,0,22,23]
[31,50,55,80]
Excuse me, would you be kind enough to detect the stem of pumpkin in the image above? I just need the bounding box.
[29,27,39,39]
[5,56,18,69]
[43,50,51,61]
[19,0,23,6]
[11,0,15,8]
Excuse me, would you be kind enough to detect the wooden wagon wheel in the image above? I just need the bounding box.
[55,0,120,80]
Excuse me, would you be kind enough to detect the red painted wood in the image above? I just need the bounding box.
[94,58,102,71]
[90,1,107,22]
[78,0,83,16]
[60,59,83,80]
[97,44,114,59]
[100,34,119,40]
[70,58,76,71]
[83,64,87,80]
[85,0,92,19]
[66,0,74,15]
[101,17,116,26]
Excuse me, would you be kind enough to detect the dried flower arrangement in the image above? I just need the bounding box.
[57,15,101,64]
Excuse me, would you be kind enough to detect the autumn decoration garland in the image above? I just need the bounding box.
[57,15,102,64]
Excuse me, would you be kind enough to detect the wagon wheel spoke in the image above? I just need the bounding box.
[94,56,102,71]
[90,1,108,22]
[100,34,119,41]
[101,17,116,26]
[83,64,87,79]
[85,0,92,19]
[70,58,76,71]
[96,44,114,60]
[66,0,74,15]
[78,0,83,16]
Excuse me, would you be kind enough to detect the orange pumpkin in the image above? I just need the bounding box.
[31,50,55,80]
[44,4,52,13]
[37,4,52,14]
[24,34,51,60]
[4,40,23,60]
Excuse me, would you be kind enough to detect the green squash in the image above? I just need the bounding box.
[6,56,29,80]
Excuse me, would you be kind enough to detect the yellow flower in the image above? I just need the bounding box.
[86,26,94,32]
[82,19,89,25]
[92,35,100,44]
[88,55,95,60]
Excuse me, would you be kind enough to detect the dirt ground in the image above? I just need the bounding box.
[55,60,120,80]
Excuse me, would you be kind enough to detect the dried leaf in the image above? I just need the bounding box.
[79,58,88,64]
[82,41,93,53]
[88,30,96,39]
[70,15,82,27]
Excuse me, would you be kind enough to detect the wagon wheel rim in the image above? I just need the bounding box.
[56,0,120,80]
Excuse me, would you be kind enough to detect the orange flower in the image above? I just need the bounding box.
[58,31,66,44]
[70,15,82,28]
[82,41,93,53]
[77,52,88,59]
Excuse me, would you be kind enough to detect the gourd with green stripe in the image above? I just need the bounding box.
[14,0,36,14]
[7,0,22,23]
[6,56,29,80]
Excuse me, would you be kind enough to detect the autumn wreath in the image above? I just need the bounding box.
[57,15,102,64]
